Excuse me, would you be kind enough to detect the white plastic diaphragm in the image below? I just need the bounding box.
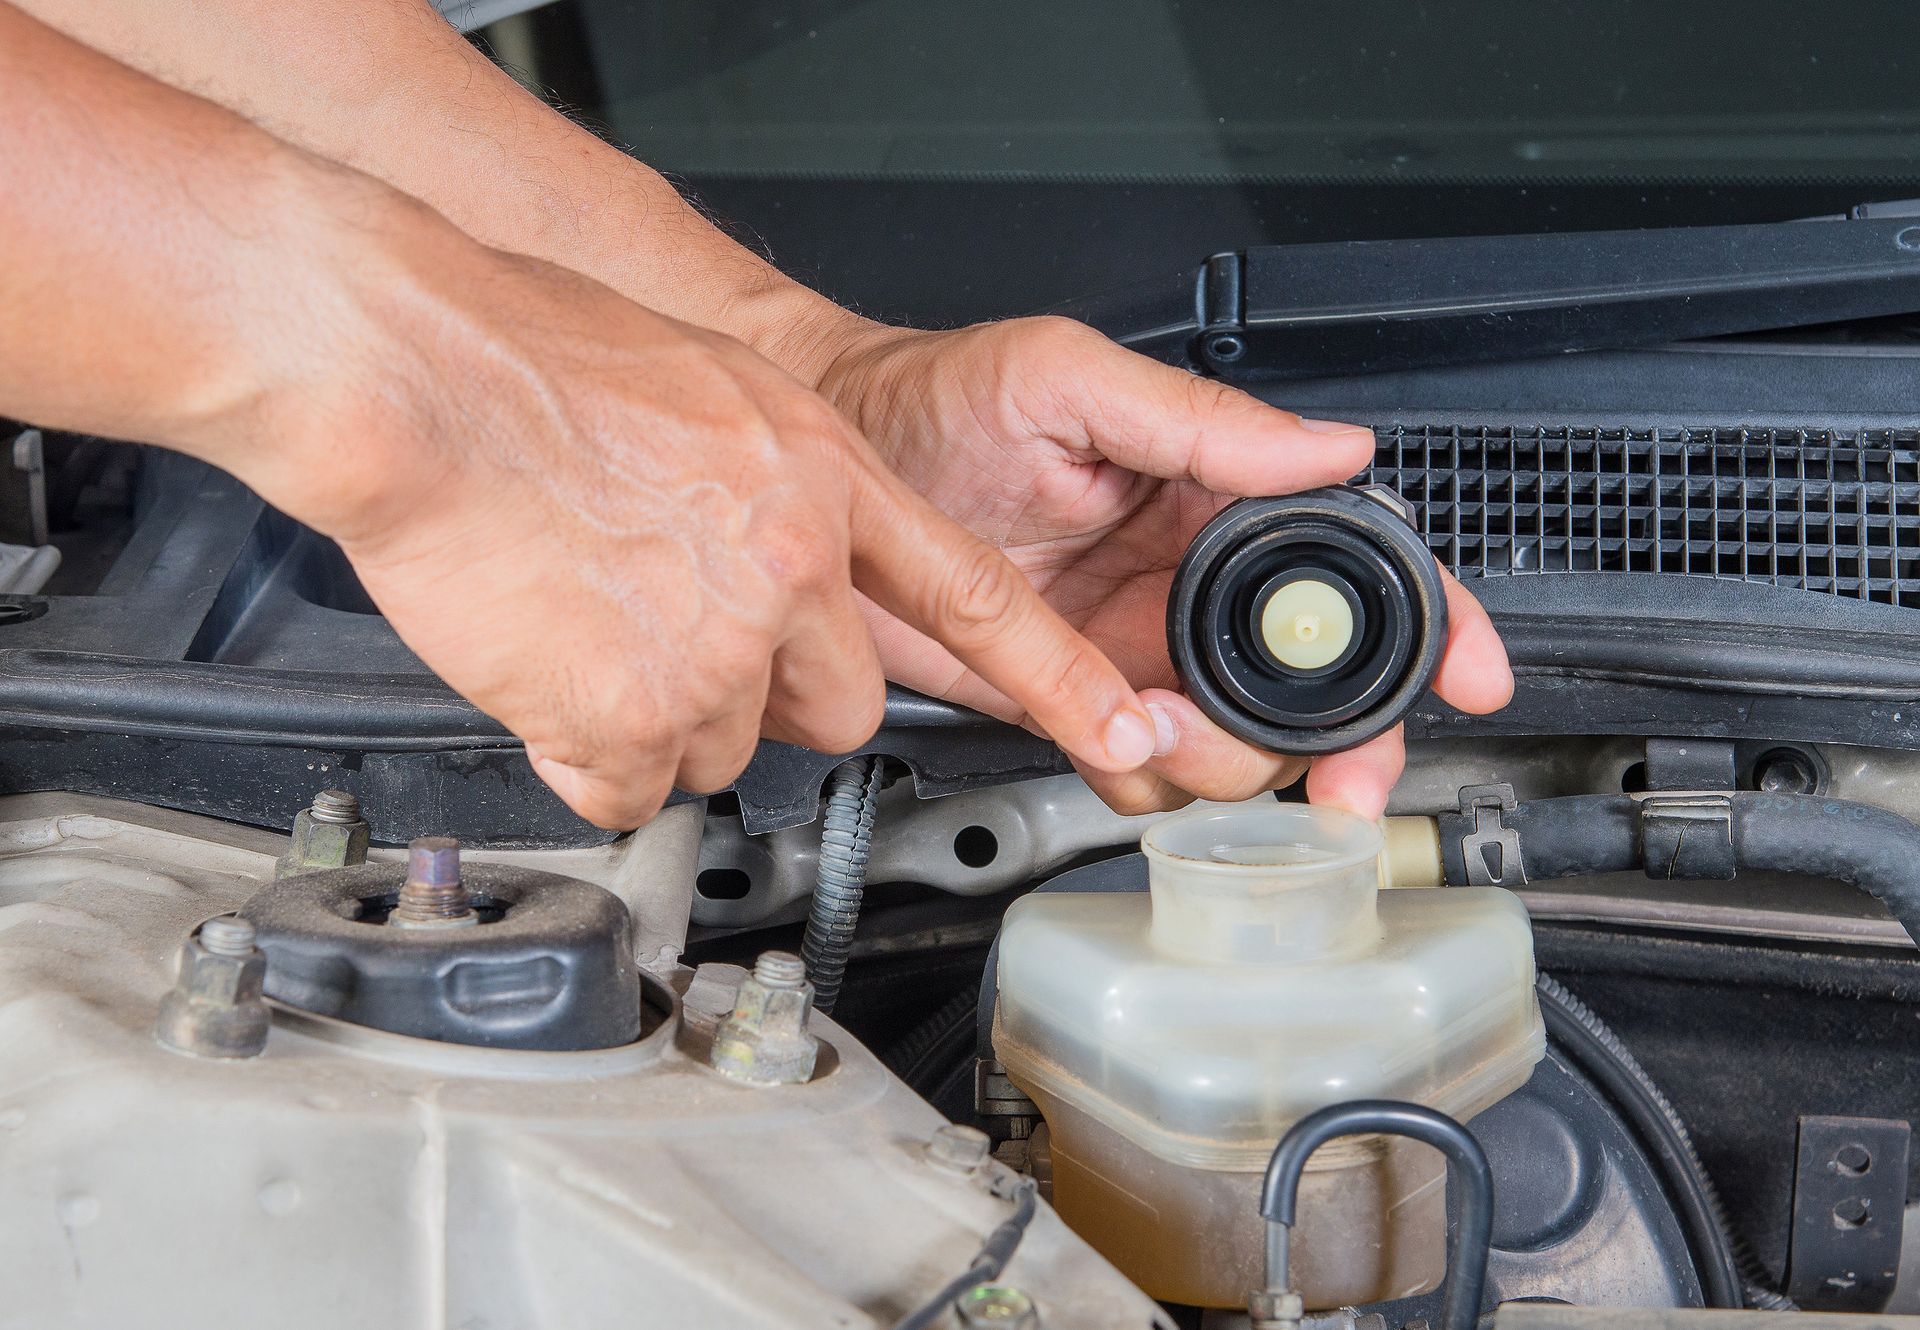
[1258,579,1354,671]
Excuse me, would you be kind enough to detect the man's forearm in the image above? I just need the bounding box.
[13,0,878,385]
[0,1,480,522]
[1,1,315,448]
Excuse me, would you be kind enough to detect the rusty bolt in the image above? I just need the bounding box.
[389,837,478,929]
[155,914,270,1059]
[275,790,370,879]
[709,951,819,1085]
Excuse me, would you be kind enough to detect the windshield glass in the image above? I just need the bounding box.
[483,0,1920,323]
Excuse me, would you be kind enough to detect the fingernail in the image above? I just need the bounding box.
[1147,702,1178,757]
[1103,708,1156,769]
[1300,417,1372,436]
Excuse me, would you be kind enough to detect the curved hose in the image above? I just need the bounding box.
[1535,974,1753,1308]
[891,1176,1040,1330]
[1258,1101,1492,1330]
[1439,791,1920,945]
[884,986,978,1087]
[800,756,884,1014]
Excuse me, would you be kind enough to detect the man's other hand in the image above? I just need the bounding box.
[819,316,1514,820]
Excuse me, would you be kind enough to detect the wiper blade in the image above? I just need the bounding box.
[1063,211,1920,381]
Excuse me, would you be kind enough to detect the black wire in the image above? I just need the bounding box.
[801,756,884,1013]
[891,1176,1041,1330]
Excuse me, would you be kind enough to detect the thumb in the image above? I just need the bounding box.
[1011,316,1378,495]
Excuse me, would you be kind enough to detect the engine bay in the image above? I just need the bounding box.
[5,214,1920,1328]
[13,0,1920,1324]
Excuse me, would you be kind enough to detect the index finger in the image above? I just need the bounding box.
[846,463,1157,774]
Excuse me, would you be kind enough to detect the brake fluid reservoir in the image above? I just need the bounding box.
[992,804,1544,1310]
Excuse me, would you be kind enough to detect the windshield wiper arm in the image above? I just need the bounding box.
[1061,210,1920,381]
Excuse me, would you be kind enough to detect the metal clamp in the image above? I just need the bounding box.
[1641,737,1737,792]
[1458,784,1527,887]
[1640,793,1736,881]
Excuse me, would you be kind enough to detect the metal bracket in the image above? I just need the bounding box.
[975,1058,1038,1125]
[1640,794,1737,880]
[1786,1114,1911,1311]
[1458,784,1527,887]
[1642,737,1738,792]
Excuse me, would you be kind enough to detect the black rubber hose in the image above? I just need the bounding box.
[1735,793,1920,941]
[1259,1101,1492,1330]
[1535,974,1752,1308]
[891,1176,1040,1330]
[1438,791,1920,945]
[801,756,883,1014]
[1483,794,1641,879]
[883,986,978,1089]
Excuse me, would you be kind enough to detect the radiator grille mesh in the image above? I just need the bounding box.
[1367,425,1920,608]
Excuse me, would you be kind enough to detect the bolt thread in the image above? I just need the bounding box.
[308,789,362,825]
[391,837,472,924]
[754,951,807,989]
[198,915,257,957]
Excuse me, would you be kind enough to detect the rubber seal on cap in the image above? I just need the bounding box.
[1166,486,1448,756]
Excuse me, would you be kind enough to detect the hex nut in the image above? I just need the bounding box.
[955,1284,1039,1328]
[926,1123,993,1175]
[154,922,270,1059]
[709,952,819,1086]
[275,802,370,879]
[1248,1289,1305,1330]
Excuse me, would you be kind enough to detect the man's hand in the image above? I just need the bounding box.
[819,317,1514,819]
[3,0,1505,826]
[291,260,1167,827]
[0,7,1168,830]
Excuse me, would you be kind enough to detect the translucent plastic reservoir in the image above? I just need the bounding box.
[993,804,1544,1309]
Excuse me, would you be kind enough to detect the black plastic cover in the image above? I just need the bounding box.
[1194,215,1920,380]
